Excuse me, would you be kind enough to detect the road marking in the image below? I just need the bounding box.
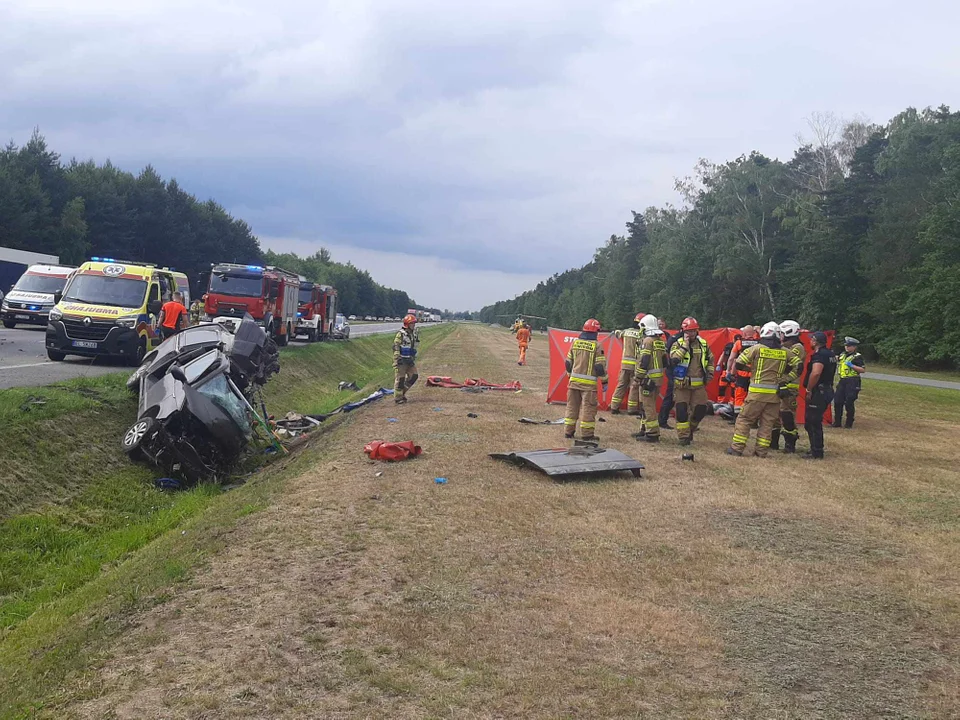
[0,361,53,371]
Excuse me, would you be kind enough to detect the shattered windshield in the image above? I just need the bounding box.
[196,374,251,434]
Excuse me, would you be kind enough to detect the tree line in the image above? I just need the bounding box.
[0,130,419,316]
[479,106,960,369]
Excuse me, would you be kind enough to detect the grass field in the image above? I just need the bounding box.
[0,325,452,719]
[19,323,950,720]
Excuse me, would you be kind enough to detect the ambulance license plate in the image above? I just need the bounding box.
[72,340,98,349]
[15,314,32,320]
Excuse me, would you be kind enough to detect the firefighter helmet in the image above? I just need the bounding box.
[759,321,781,339]
[403,314,417,327]
[779,320,801,338]
[681,317,699,331]
[582,318,601,333]
[633,312,647,324]
[639,314,662,335]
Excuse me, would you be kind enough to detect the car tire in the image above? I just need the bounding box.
[3,320,15,329]
[47,349,66,361]
[122,416,156,460]
[129,339,147,367]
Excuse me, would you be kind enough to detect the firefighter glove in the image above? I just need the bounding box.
[776,385,791,399]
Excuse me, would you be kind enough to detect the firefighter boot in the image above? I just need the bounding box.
[783,431,798,454]
[770,428,781,451]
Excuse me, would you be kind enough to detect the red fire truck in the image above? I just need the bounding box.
[203,263,300,345]
[296,280,337,342]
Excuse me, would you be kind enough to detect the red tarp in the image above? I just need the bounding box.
[546,327,834,423]
[364,440,422,462]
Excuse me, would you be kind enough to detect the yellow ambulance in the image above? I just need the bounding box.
[46,258,190,365]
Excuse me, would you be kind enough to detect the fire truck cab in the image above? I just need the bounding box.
[295,280,337,342]
[203,264,300,345]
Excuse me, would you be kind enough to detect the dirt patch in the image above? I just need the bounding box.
[722,588,934,719]
[711,508,902,564]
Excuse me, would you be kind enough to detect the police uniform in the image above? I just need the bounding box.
[635,333,667,439]
[770,339,806,452]
[393,326,421,403]
[669,335,714,444]
[564,333,607,440]
[805,339,837,458]
[833,337,865,428]
[610,327,643,415]
[728,340,801,457]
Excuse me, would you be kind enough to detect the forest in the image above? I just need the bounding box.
[479,106,960,369]
[0,131,418,317]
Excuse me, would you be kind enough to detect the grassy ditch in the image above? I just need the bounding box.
[0,324,453,718]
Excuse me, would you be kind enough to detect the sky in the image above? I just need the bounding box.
[2,0,958,310]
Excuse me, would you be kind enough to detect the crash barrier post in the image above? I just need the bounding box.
[547,326,834,423]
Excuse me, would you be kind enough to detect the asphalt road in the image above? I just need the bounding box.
[0,322,406,390]
[866,372,960,391]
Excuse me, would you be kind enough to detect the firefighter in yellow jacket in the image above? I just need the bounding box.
[564,318,607,442]
[610,312,646,415]
[634,314,668,443]
[393,314,421,404]
[727,321,801,457]
[770,319,806,453]
[669,317,714,446]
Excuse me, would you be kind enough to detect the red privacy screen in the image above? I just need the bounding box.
[547,327,834,423]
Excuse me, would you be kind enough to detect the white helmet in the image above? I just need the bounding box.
[759,321,782,339]
[640,314,662,335]
[779,320,800,339]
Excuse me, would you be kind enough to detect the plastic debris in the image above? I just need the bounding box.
[387,417,399,423]
[682,453,695,461]
[518,417,565,425]
[338,381,360,391]
[154,477,181,491]
[434,477,448,484]
[467,412,479,418]
[364,440,422,461]
[433,407,443,412]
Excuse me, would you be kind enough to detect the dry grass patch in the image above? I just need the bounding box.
[57,324,960,719]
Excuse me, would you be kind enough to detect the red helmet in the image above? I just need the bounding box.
[403,314,417,327]
[582,318,601,333]
[634,312,647,323]
[681,316,699,331]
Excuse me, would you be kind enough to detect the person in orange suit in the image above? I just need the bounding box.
[516,322,532,365]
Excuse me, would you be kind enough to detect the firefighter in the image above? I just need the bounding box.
[669,317,714,446]
[610,312,646,416]
[804,332,837,459]
[393,314,421,404]
[725,325,759,411]
[189,295,205,326]
[770,319,806,453]
[726,321,801,458]
[516,322,532,365]
[563,318,607,443]
[716,336,737,403]
[658,318,678,429]
[633,314,667,442]
[833,336,866,428]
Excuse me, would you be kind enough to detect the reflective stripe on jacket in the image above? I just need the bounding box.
[566,338,605,389]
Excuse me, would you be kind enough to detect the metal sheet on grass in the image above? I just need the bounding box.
[490,447,644,478]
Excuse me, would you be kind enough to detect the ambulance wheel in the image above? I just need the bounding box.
[3,320,15,329]
[129,339,147,367]
[47,349,66,361]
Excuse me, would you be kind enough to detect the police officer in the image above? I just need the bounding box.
[726,321,801,458]
[833,336,866,428]
[563,318,607,443]
[633,314,667,442]
[804,331,837,459]
[770,320,806,453]
[393,314,421,404]
[669,317,714,446]
[610,312,646,416]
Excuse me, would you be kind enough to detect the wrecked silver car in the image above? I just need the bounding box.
[122,318,280,483]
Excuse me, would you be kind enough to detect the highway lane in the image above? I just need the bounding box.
[0,321,409,389]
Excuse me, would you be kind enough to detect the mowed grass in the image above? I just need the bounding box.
[0,325,453,718]
[56,324,960,720]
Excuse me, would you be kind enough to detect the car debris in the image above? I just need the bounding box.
[122,318,281,484]
[338,380,360,391]
[518,417,565,425]
[490,447,644,479]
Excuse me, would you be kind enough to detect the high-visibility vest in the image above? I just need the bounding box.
[637,336,667,379]
[747,346,788,394]
[567,338,601,388]
[671,336,710,387]
[839,351,862,379]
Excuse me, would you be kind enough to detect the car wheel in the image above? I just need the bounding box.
[3,320,15,329]
[122,416,156,460]
[47,349,66,361]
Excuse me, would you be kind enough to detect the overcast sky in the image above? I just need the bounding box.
[2,0,957,310]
